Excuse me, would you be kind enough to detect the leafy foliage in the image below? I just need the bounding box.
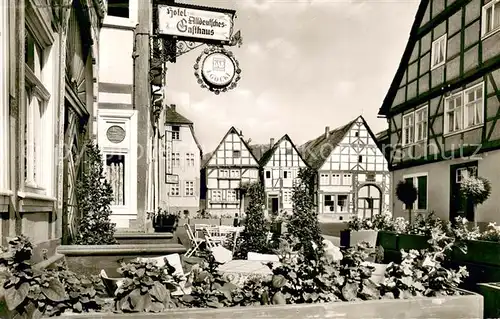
[234,181,270,258]
[395,180,418,223]
[286,167,324,258]
[114,259,181,313]
[406,212,445,236]
[74,141,116,245]
[460,176,491,206]
[152,208,180,230]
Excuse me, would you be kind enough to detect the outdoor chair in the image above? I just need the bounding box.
[203,228,226,250]
[185,224,204,258]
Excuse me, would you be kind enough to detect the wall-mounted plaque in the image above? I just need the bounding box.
[106,125,126,144]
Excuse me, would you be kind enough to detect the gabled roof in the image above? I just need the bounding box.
[165,106,193,125]
[378,0,429,117]
[249,144,271,162]
[299,119,357,170]
[202,126,260,168]
[259,134,308,167]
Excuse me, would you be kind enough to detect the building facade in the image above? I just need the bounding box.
[300,116,391,222]
[259,135,308,215]
[201,127,260,216]
[160,105,202,216]
[378,0,500,224]
[0,0,105,252]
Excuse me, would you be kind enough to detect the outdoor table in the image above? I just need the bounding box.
[217,259,277,286]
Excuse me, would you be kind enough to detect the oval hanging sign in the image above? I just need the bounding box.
[194,46,241,94]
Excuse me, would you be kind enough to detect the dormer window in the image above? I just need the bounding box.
[431,34,447,69]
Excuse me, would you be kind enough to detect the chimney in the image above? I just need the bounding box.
[239,130,243,136]
[325,126,330,138]
[171,104,176,112]
[270,138,275,147]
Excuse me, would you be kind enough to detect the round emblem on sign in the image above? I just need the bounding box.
[201,52,235,87]
[106,125,126,144]
[194,46,241,95]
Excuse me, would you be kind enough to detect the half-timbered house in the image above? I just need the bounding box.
[378,0,500,224]
[259,135,308,215]
[300,116,390,222]
[201,127,260,216]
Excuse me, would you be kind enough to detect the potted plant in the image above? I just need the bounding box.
[460,176,491,227]
[190,209,220,226]
[152,208,180,233]
[340,216,379,248]
[395,180,417,224]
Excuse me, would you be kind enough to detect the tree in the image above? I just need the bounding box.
[396,180,418,224]
[286,167,324,258]
[460,176,491,226]
[73,141,117,245]
[234,181,269,258]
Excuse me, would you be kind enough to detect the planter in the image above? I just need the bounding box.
[153,215,179,233]
[190,218,220,226]
[57,244,186,277]
[397,233,430,251]
[44,289,482,319]
[340,230,378,248]
[452,239,500,266]
[220,218,235,226]
[376,231,398,251]
[477,282,500,319]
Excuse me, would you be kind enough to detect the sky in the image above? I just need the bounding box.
[165,0,420,153]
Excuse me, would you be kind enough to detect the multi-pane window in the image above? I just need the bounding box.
[170,183,180,196]
[25,27,50,189]
[184,181,194,196]
[465,84,483,127]
[283,170,291,179]
[431,34,447,69]
[227,190,237,202]
[337,195,348,212]
[456,167,477,183]
[323,194,350,213]
[445,83,484,134]
[230,169,240,178]
[402,112,415,145]
[186,153,195,166]
[415,107,428,142]
[219,169,229,178]
[172,152,180,167]
[105,154,126,205]
[211,190,222,201]
[404,174,428,211]
[171,126,180,140]
[331,174,341,185]
[283,191,292,204]
[320,173,329,185]
[342,174,352,185]
[483,0,500,37]
[232,150,241,158]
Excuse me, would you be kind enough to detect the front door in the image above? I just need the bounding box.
[450,161,478,222]
[268,195,279,214]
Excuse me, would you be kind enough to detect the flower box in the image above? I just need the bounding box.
[220,218,235,226]
[153,214,178,233]
[42,289,482,319]
[376,231,398,251]
[452,239,500,266]
[340,230,378,248]
[477,282,500,319]
[397,233,430,251]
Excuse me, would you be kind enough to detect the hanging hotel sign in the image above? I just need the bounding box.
[194,46,241,94]
[157,4,235,43]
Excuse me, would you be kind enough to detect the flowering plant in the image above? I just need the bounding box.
[393,217,409,234]
[460,176,491,206]
[447,217,480,241]
[480,222,500,242]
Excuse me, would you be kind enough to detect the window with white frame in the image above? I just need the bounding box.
[402,112,415,145]
[24,26,50,190]
[219,169,229,178]
[230,169,240,178]
[184,181,194,196]
[465,84,484,127]
[342,174,352,185]
[482,0,500,37]
[332,174,341,185]
[337,195,349,212]
[456,166,477,183]
[211,190,222,201]
[283,190,292,204]
[415,106,428,142]
[431,34,447,69]
[445,83,484,134]
[170,183,180,196]
[105,154,126,205]
[227,189,237,202]
[171,126,180,140]
[185,153,195,166]
[283,170,292,179]
[320,173,329,185]
[172,152,180,167]
[404,174,428,211]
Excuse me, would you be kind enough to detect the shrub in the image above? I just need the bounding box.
[286,167,324,258]
[74,141,116,245]
[234,181,270,258]
[395,180,418,224]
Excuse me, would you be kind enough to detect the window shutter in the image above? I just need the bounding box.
[417,176,427,210]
